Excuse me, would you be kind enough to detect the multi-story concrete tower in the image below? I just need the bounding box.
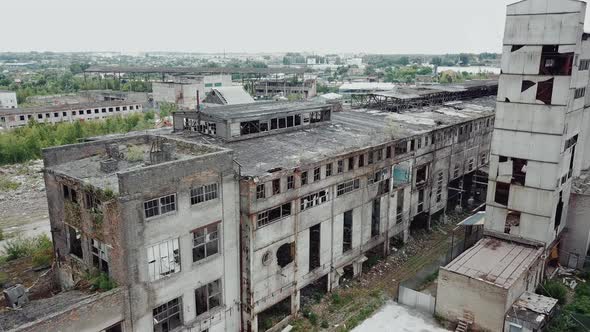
[486,0,590,250]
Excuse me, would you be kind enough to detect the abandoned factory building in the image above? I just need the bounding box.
[8,80,498,332]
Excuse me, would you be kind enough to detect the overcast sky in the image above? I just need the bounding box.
[2,0,589,54]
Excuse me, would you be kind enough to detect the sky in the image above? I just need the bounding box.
[1,0,589,54]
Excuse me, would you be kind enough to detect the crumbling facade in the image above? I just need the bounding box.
[152,74,233,110]
[41,135,241,332]
[253,78,317,99]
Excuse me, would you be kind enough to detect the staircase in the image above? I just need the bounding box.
[455,312,473,332]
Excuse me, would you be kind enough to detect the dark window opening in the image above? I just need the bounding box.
[256,184,265,199]
[512,158,528,185]
[314,167,321,181]
[153,298,182,332]
[326,164,333,177]
[569,145,576,178]
[240,120,261,135]
[358,154,365,167]
[505,211,521,234]
[416,164,428,185]
[536,78,554,104]
[368,151,374,164]
[195,279,222,316]
[301,171,308,185]
[278,117,286,128]
[539,45,573,76]
[68,225,83,259]
[294,114,301,126]
[309,224,321,271]
[102,322,123,332]
[348,157,354,171]
[272,179,281,195]
[287,175,294,190]
[511,45,524,52]
[555,191,564,231]
[271,118,278,129]
[495,182,510,206]
[371,199,380,238]
[395,142,407,154]
[343,210,353,253]
[521,80,535,92]
[277,242,294,268]
[417,189,425,213]
[287,116,294,127]
[386,146,392,159]
[396,190,404,224]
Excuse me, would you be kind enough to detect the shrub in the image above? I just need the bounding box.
[0,177,20,191]
[2,234,53,262]
[321,320,329,328]
[0,228,4,241]
[87,272,116,291]
[126,145,144,162]
[537,280,567,304]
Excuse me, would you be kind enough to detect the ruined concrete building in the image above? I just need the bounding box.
[436,0,590,331]
[152,75,233,110]
[253,77,317,99]
[6,78,496,331]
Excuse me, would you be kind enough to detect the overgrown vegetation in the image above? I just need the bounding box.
[0,176,21,191]
[2,234,53,267]
[86,272,117,291]
[0,113,155,165]
[543,276,590,332]
[537,279,568,304]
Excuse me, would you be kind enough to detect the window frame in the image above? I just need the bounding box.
[195,279,222,316]
[144,193,177,220]
[190,183,219,205]
[192,222,220,263]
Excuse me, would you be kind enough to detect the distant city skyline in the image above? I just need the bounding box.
[3,0,590,54]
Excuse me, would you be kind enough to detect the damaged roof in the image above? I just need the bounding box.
[172,96,495,177]
[442,237,544,289]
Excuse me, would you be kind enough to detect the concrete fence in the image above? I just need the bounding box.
[398,286,436,314]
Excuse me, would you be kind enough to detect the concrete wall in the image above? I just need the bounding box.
[562,193,590,268]
[0,91,17,108]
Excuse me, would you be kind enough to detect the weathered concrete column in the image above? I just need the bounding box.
[291,290,301,315]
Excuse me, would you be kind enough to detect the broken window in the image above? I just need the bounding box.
[287,116,294,127]
[555,191,564,230]
[272,179,281,195]
[371,199,380,238]
[90,239,110,275]
[358,154,365,167]
[271,118,278,130]
[68,225,83,259]
[375,149,383,161]
[195,279,222,316]
[153,297,182,332]
[512,158,528,185]
[417,138,422,149]
[314,167,321,181]
[326,164,333,177]
[277,242,294,267]
[144,194,176,219]
[417,189,425,213]
[192,223,219,262]
[63,184,77,203]
[190,183,218,205]
[300,189,329,211]
[287,175,294,190]
[147,238,180,281]
[348,157,355,171]
[256,184,265,199]
[386,146,392,159]
[410,140,415,151]
[336,179,360,196]
[257,203,292,227]
[521,80,535,92]
[294,114,302,126]
[369,168,388,184]
[343,210,353,253]
[278,117,286,128]
[495,182,510,206]
[505,211,521,234]
[309,224,321,271]
[301,171,308,186]
[337,160,344,173]
[569,145,576,178]
[539,45,573,76]
[368,151,374,165]
[415,164,429,185]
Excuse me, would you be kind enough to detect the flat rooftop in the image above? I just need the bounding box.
[372,80,499,100]
[195,100,329,120]
[172,96,495,177]
[0,100,140,115]
[443,237,543,289]
[46,135,223,192]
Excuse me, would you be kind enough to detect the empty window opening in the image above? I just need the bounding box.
[416,164,429,185]
[343,210,353,253]
[368,151,374,164]
[63,184,77,202]
[504,211,521,234]
[395,141,408,154]
[536,78,554,105]
[147,238,180,281]
[371,199,380,238]
[539,45,573,76]
[100,322,123,332]
[256,184,265,199]
[91,239,110,275]
[314,167,321,181]
[309,223,321,272]
[569,145,576,178]
[257,203,292,227]
[153,298,182,332]
[272,179,281,195]
[512,158,528,185]
[191,183,218,205]
[495,182,510,206]
[348,157,355,171]
[257,297,291,332]
[521,80,535,92]
[301,171,308,186]
[326,164,333,177]
[511,45,524,52]
[277,242,294,268]
[436,172,444,203]
[555,191,564,231]
[68,225,83,259]
[192,222,219,262]
[359,154,365,167]
[386,146,392,159]
[195,279,222,316]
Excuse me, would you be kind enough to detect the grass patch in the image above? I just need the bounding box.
[2,234,53,267]
[338,298,385,331]
[86,272,116,291]
[329,292,354,311]
[0,177,20,191]
[537,279,567,304]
